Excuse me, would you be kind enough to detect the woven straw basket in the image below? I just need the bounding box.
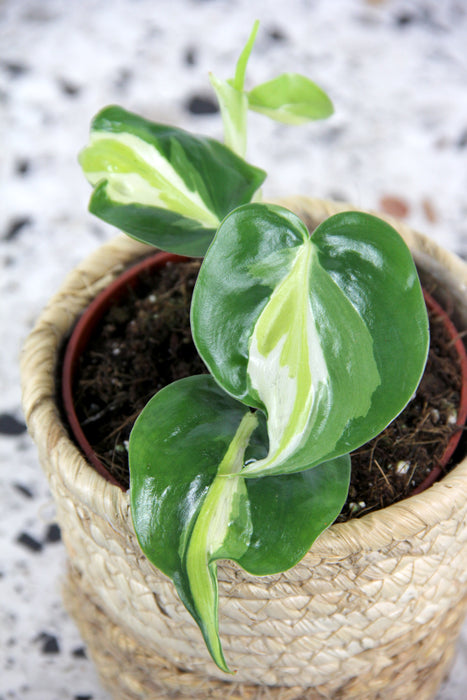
[21,198,467,700]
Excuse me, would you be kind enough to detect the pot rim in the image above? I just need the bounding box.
[60,250,467,499]
[412,290,467,493]
[20,198,467,558]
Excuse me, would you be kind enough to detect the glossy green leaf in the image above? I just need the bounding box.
[192,203,429,477]
[129,374,350,671]
[79,105,266,256]
[247,73,334,124]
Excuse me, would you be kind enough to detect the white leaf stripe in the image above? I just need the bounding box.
[242,241,381,477]
[184,411,258,672]
[243,241,326,474]
[82,131,220,228]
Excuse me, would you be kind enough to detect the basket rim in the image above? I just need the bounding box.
[20,196,467,558]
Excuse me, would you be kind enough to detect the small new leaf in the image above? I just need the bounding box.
[209,21,259,157]
[209,22,333,155]
[247,73,334,124]
[79,105,265,256]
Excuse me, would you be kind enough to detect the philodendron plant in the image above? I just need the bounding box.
[79,22,429,672]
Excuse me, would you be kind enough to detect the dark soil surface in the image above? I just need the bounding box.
[69,258,465,520]
[72,259,205,487]
[338,301,463,520]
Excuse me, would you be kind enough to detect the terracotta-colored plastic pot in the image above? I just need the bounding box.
[61,250,186,488]
[413,290,467,493]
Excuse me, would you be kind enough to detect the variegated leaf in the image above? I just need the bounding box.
[79,106,266,256]
[129,375,350,671]
[191,203,429,477]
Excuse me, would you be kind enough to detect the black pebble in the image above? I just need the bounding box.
[186,94,219,115]
[74,696,93,700]
[268,27,287,42]
[3,218,32,241]
[457,129,467,149]
[45,523,61,543]
[114,67,132,91]
[13,483,34,499]
[17,532,43,553]
[58,78,81,97]
[72,646,87,658]
[184,47,197,66]
[0,413,27,435]
[37,632,60,654]
[395,12,416,26]
[2,61,29,77]
[15,158,31,175]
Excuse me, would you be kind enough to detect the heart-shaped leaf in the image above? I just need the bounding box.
[129,375,350,671]
[191,203,429,477]
[79,105,266,256]
[247,73,334,124]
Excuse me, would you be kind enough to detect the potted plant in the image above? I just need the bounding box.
[21,22,467,700]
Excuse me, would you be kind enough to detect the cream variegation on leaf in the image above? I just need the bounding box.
[243,240,380,476]
[79,106,266,256]
[192,203,428,478]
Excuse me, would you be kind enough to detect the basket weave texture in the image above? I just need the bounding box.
[21,198,467,699]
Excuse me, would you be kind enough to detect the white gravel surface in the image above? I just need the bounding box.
[1,1,467,698]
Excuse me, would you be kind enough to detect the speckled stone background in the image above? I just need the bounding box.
[1,1,467,699]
